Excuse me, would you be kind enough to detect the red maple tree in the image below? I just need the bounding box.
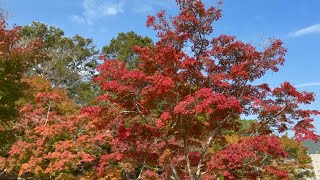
[91,0,319,179]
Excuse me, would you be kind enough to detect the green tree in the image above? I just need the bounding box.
[68,81,101,106]
[20,22,99,105]
[278,136,314,179]
[102,31,153,69]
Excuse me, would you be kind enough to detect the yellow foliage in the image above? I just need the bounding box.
[18,76,79,115]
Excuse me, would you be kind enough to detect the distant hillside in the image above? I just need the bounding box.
[302,140,320,154]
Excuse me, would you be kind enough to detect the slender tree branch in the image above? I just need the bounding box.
[45,104,51,125]
[183,121,194,179]
[170,163,181,180]
[251,105,287,136]
[137,164,145,180]
[195,115,230,179]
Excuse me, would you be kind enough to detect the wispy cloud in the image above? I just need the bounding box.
[132,0,174,13]
[289,24,320,37]
[71,15,86,24]
[70,0,175,25]
[71,0,124,25]
[295,82,320,88]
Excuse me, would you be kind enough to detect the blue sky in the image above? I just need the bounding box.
[2,0,320,133]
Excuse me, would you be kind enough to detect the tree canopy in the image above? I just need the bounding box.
[91,0,319,178]
[102,31,153,69]
[0,19,46,157]
[0,21,45,123]
[0,0,319,179]
[20,22,100,105]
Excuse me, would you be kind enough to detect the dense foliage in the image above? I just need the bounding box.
[102,31,153,69]
[0,20,46,156]
[0,21,45,123]
[21,22,99,105]
[0,0,319,179]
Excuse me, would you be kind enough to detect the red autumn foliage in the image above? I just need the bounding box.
[91,0,318,179]
[4,82,112,178]
[0,19,45,122]
[2,0,319,179]
[208,136,288,179]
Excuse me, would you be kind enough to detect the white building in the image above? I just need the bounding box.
[309,154,320,180]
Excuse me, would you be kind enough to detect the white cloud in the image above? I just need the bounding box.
[71,0,124,25]
[70,0,176,25]
[71,15,86,24]
[295,82,320,88]
[289,24,320,37]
